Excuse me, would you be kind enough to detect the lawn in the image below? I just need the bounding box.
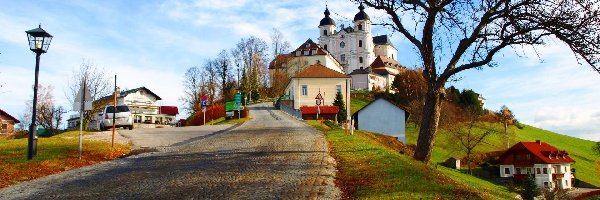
[350,98,370,115]
[307,120,516,199]
[211,116,250,125]
[0,131,130,188]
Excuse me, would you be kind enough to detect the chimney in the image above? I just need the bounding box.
[536,140,541,145]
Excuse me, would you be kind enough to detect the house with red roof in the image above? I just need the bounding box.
[498,140,575,189]
[282,64,351,121]
[269,39,344,79]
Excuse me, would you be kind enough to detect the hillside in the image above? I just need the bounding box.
[308,121,516,199]
[351,96,600,188]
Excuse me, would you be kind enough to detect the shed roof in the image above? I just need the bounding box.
[352,98,410,121]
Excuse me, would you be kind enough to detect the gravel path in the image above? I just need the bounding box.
[0,103,341,200]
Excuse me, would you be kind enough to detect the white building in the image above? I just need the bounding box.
[351,98,409,143]
[318,4,398,74]
[94,87,178,127]
[497,140,575,190]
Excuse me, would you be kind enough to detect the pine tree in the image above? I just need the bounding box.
[333,92,347,123]
[521,175,541,200]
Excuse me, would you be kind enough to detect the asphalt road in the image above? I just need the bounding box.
[0,103,341,200]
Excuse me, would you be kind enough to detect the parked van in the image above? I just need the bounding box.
[99,105,133,131]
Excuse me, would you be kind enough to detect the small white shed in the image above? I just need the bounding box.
[352,98,410,143]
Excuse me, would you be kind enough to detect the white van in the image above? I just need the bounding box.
[99,105,133,131]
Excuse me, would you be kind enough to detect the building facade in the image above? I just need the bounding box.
[283,64,351,121]
[498,140,575,190]
[318,4,398,74]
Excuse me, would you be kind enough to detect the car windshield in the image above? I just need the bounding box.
[105,105,130,113]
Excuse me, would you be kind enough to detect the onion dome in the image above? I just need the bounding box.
[353,3,370,21]
[320,6,336,26]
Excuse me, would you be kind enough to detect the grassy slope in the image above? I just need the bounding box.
[308,121,515,199]
[351,95,599,188]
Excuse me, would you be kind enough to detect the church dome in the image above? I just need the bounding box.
[353,3,370,21]
[320,7,336,26]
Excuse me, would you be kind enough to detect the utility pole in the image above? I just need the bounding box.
[111,75,116,148]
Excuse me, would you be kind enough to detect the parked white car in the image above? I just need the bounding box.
[99,105,133,131]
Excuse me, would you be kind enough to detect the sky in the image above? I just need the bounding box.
[0,0,599,141]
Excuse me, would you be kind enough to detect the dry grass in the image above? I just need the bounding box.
[0,131,130,188]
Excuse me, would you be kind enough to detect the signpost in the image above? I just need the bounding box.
[315,90,323,120]
[235,93,242,119]
[73,78,92,160]
[201,95,208,125]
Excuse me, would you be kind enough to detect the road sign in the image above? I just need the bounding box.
[316,99,322,106]
[235,93,241,104]
[73,84,93,111]
[315,93,323,100]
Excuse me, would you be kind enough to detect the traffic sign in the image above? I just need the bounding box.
[316,99,322,106]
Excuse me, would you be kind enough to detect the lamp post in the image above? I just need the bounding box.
[25,25,53,160]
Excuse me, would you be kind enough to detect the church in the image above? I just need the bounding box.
[318,4,400,75]
[269,3,405,92]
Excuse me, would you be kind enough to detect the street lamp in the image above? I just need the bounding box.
[25,24,53,160]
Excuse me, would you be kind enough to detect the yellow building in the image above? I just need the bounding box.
[283,64,351,121]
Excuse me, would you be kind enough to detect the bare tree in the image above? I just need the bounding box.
[215,50,234,100]
[65,60,112,129]
[270,28,291,59]
[359,0,600,162]
[448,111,499,174]
[180,66,204,115]
[232,36,269,102]
[23,84,64,135]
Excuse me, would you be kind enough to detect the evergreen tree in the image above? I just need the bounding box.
[521,175,541,200]
[333,92,347,123]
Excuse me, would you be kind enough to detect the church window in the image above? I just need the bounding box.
[341,54,346,62]
[323,30,328,36]
[324,44,328,50]
[359,57,363,63]
[358,24,363,30]
[340,41,345,48]
[359,40,363,47]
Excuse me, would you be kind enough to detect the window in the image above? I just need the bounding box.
[311,49,317,55]
[336,85,342,94]
[359,57,363,63]
[358,24,363,30]
[359,40,363,47]
[504,168,510,175]
[340,54,346,62]
[526,154,531,160]
[392,54,394,59]
[296,51,301,56]
[537,168,541,174]
[303,50,309,56]
[543,182,549,188]
[527,168,532,174]
[324,44,328,50]
[305,43,310,48]
[1,124,7,130]
[340,41,345,48]
[565,180,569,187]
[301,85,308,96]
[543,168,548,174]
[516,168,521,174]
[323,30,328,35]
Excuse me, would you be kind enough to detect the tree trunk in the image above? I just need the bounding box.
[414,85,443,163]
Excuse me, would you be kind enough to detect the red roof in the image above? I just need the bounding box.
[369,55,404,69]
[159,106,179,115]
[292,39,328,56]
[292,64,350,78]
[498,141,575,165]
[300,106,339,115]
[0,109,20,123]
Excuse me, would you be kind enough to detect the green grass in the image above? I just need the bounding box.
[211,117,250,125]
[307,120,516,199]
[350,98,370,115]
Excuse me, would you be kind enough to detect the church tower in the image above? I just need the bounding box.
[319,6,336,43]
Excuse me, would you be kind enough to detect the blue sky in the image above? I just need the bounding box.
[0,0,599,141]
